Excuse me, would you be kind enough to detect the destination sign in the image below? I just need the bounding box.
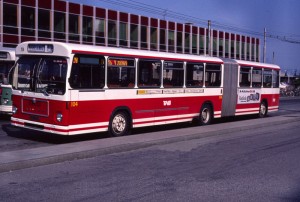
[108,58,134,67]
[28,44,54,53]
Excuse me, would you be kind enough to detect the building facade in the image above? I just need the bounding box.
[0,0,260,62]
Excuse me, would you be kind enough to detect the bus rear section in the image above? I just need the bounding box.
[220,59,280,118]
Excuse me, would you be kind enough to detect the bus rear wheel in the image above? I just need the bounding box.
[109,111,130,137]
[258,101,268,118]
[199,104,213,125]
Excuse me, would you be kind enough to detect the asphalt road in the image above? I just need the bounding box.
[0,97,300,201]
[0,97,299,153]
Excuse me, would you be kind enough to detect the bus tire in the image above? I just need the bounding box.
[199,103,213,125]
[258,101,268,118]
[109,111,130,137]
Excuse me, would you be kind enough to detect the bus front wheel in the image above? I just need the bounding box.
[199,104,213,125]
[109,111,130,137]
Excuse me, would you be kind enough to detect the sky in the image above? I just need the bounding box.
[69,0,300,74]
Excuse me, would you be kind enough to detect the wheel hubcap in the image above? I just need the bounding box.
[112,114,126,134]
[202,108,210,123]
[260,104,266,115]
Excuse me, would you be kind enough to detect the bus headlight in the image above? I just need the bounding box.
[56,113,63,122]
[12,106,18,114]
[3,99,8,104]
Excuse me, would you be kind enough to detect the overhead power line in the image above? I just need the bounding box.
[73,0,300,45]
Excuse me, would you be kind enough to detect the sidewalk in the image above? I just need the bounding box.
[1,112,300,173]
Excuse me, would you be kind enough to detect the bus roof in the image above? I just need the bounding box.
[235,59,280,70]
[15,41,280,70]
[16,41,224,64]
[0,47,16,61]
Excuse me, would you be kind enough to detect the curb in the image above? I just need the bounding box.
[1,114,300,173]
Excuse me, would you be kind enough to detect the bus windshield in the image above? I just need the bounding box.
[12,56,68,95]
[0,61,14,84]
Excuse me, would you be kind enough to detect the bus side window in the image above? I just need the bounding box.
[239,66,251,87]
[70,55,105,89]
[205,64,221,87]
[138,59,161,87]
[186,62,204,87]
[163,61,184,88]
[107,57,135,88]
[252,68,262,88]
[263,69,272,88]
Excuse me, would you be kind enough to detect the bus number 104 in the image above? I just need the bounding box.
[70,101,79,107]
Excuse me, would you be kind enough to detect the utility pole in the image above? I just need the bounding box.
[208,20,211,56]
[272,51,275,64]
[263,28,266,63]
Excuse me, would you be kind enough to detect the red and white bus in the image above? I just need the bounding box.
[11,42,280,136]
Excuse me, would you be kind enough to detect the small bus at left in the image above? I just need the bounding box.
[0,47,15,115]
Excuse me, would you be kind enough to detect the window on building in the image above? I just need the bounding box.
[140,25,148,49]
[54,12,66,40]
[163,61,184,87]
[239,66,251,87]
[130,24,138,48]
[225,39,229,57]
[256,45,259,62]
[107,57,135,88]
[236,41,240,59]
[119,22,128,47]
[108,20,117,46]
[38,9,51,39]
[230,40,235,58]
[213,37,218,56]
[251,43,255,61]
[247,42,251,61]
[199,35,205,55]
[252,68,262,87]
[150,27,157,50]
[177,31,183,53]
[95,18,105,45]
[186,63,204,87]
[219,38,224,57]
[168,30,175,52]
[70,55,105,89]
[3,3,18,35]
[69,14,79,42]
[21,6,35,37]
[82,16,93,43]
[138,59,161,87]
[241,42,246,60]
[263,69,272,88]
[160,29,166,52]
[192,34,197,54]
[184,33,190,54]
[205,64,221,87]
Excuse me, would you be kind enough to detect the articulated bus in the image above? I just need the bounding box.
[11,42,280,136]
[0,47,15,115]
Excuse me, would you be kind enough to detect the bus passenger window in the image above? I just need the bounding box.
[263,69,272,88]
[107,57,135,88]
[70,55,105,89]
[205,64,221,87]
[163,61,184,88]
[138,59,161,87]
[239,66,251,87]
[252,68,262,88]
[186,63,204,87]
[272,70,279,88]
